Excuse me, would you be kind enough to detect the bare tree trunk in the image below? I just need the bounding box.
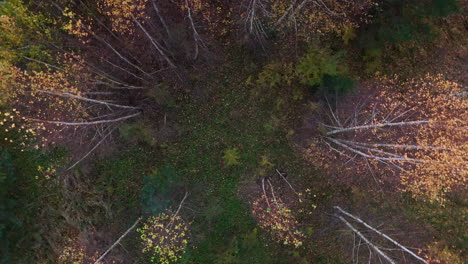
[104,59,146,81]
[326,137,423,164]
[67,126,116,170]
[94,217,142,264]
[326,120,430,136]
[185,0,206,60]
[151,0,172,39]
[276,0,298,25]
[22,56,64,71]
[167,192,189,230]
[131,15,176,68]
[261,178,270,207]
[28,112,141,126]
[36,90,140,110]
[288,0,311,21]
[266,179,280,208]
[334,206,429,264]
[337,215,397,264]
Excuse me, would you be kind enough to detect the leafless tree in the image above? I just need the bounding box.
[334,206,428,264]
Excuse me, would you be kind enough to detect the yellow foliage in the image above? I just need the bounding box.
[270,0,377,38]
[97,0,149,35]
[306,73,467,202]
[252,195,304,247]
[137,212,190,264]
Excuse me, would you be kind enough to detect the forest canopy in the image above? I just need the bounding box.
[0,0,466,263]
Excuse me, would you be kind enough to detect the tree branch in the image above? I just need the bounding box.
[326,120,430,136]
[36,90,140,110]
[131,15,176,68]
[335,206,428,264]
[94,217,142,264]
[27,112,141,126]
[337,215,396,264]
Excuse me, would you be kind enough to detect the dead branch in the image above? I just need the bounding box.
[275,169,300,197]
[93,217,142,264]
[27,111,141,126]
[36,90,140,110]
[337,215,397,264]
[185,0,206,60]
[326,120,430,136]
[131,14,176,68]
[266,179,280,209]
[151,0,172,39]
[67,126,116,170]
[262,178,270,207]
[167,192,189,230]
[276,0,298,25]
[335,206,428,264]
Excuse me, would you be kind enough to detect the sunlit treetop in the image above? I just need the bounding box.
[4,54,93,148]
[137,212,190,264]
[306,73,467,202]
[273,0,377,36]
[242,0,377,43]
[97,0,149,35]
[0,60,20,105]
[180,0,235,42]
[62,7,95,44]
[252,195,304,248]
[0,0,54,63]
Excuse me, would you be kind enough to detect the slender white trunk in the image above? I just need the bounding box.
[335,206,428,264]
[104,59,145,81]
[167,192,189,230]
[266,179,280,208]
[276,0,298,25]
[326,137,420,163]
[326,120,430,136]
[95,35,152,77]
[334,138,424,163]
[131,15,176,68]
[151,0,172,39]
[93,217,142,264]
[28,112,141,126]
[276,169,297,193]
[23,56,63,71]
[336,139,450,151]
[337,215,397,264]
[262,178,270,207]
[67,127,116,170]
[185,0,206,60]
[289,0,310,21]
[49,0,151,78]
[36,90,140,110]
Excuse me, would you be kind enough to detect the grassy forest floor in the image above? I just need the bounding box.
[90,49,348,263]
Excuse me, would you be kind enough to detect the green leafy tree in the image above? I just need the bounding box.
[0,0,54,65]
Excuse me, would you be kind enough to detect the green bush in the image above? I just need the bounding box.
[320,75,355,95]
[140,165,178,215]
[119,121,156,146]
[295,47,346,87]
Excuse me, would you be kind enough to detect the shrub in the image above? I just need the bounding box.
[251,195,304,248]
[140,166,177,215]
[137,213,190,264]
[295,47,346,87]
[223,148,240,166]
